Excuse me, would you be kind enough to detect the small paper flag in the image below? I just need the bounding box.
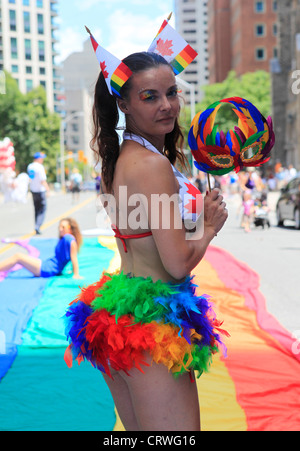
[148,21,198,75]
[85,27,132,98]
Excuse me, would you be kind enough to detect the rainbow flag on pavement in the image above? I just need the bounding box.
[1,238,299,431]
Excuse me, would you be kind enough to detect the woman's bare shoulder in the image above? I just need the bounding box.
[119,141,175,190]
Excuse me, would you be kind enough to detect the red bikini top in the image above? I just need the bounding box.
[112,224,152,254]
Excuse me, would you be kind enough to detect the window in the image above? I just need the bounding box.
[24,11,31,33]
[23,0,30,5]
[255,1,265,13]
[256,47,266,60]
[39,67,46,75]
[36,0,43,8]
[9,10,17,31]
[26,79,33,93]
[38,40,45,61]
[37,14,44,34]
[256,24,265,37]
[11,65,19,73]
[26,66,32,74]
[25,39,32,60]
[10,38,18,59]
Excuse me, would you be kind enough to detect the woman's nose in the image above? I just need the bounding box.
[160,96,172,111]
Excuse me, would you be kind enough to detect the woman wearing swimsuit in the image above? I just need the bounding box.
[0,218,82,279]
[65,51,228,431]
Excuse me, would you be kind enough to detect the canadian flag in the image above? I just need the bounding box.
[148,21,197,67]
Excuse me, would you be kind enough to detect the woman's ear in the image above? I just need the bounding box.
[117,98,129,114]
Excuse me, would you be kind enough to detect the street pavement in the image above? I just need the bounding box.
[0,188,299,335]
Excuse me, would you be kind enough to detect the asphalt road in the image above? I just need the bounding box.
[0,189,299,335]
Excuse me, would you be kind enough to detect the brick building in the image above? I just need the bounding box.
[208,0,278,83]
[208,0,231,83]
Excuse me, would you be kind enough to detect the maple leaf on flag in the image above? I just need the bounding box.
[184,182,203,215]
[156,38,174,57]
[100,61,109,79]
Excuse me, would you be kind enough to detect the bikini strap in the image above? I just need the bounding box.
[111,224,152,253]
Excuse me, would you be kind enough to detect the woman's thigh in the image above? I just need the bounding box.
[120,357,201,431]
[18,254,42,277]
[102,371,140,431]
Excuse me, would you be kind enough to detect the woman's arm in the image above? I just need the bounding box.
[131,153,228,280]
[70,240,81,279]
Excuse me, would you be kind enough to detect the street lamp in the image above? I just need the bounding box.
[59,111,84,192]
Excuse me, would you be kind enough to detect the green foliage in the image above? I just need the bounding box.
[0,71,60,182]
[180,70,271,147]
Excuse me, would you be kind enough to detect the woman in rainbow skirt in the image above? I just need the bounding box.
[64,21,229,431]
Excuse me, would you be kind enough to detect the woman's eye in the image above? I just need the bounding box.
[167,88,179,98]
[140,92,156,101]
[145,95,156,101]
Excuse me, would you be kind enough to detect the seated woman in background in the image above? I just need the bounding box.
[0,218,82,279]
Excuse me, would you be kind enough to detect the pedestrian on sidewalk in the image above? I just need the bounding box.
[27,152,50,235]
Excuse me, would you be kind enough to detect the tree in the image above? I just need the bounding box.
[0,71,60,182]
[180,70,271,148]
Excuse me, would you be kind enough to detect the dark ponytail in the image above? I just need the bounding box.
[91,73,120,193]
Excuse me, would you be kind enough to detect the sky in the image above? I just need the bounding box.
[56,0,174,63]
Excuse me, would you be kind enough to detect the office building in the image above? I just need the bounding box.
[0,0,60,112]
[208,0,278,83]
[61,38,99,165]
[174,0,209,104]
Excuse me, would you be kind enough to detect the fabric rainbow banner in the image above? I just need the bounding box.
[0,237,299,431]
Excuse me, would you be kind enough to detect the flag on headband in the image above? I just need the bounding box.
[148,21,198,75]
[85,27,132,98]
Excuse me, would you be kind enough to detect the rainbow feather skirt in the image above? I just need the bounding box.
[64,272,228,379]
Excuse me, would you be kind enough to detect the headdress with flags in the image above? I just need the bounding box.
[85,27,132,98]
[86,13,198,97]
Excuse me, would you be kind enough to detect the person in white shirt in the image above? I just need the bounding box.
[27,152,50,235]
[70,168,82,202]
